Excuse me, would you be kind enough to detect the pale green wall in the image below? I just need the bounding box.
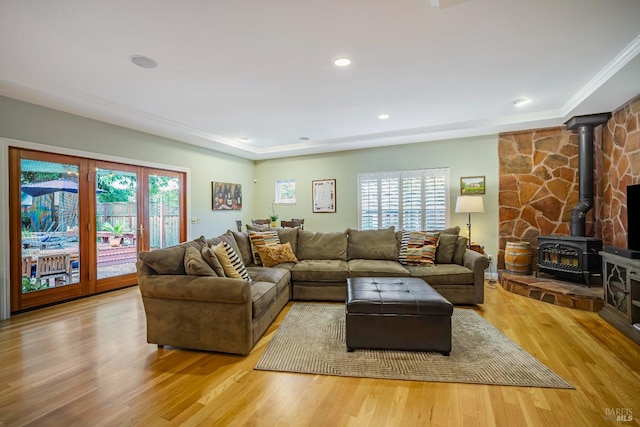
[254,136,499,261]
[0,95,499,287]
[0,96,255,238]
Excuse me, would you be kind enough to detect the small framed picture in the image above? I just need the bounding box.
[212,181,242,210]
[460,176,485,195]
[312,179,336,213]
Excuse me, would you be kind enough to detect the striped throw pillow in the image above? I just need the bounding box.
[249,230,280,265]
[398,231,440,266]
[213,241,251,281]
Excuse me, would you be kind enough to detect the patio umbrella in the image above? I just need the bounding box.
[21,192,33,206]
[21,179,104,196]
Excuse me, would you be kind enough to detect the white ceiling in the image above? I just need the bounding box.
[1,0,639,160]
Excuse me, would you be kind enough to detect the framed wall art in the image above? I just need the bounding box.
[460,176,486,195]
[312,179,336,213]
[212,181,242,210]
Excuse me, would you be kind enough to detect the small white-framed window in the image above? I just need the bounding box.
[275,179,296,204]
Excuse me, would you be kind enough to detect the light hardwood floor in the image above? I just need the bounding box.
[1,282,639,426]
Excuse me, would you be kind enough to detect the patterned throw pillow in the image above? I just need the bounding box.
[398,231,440,266]
[213,241,251,281]
[420,244,437,266]
[256,242,299,267]
[249,230,280,265]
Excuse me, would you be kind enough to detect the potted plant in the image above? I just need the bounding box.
[102,221,128,247]
[270,202,279,227]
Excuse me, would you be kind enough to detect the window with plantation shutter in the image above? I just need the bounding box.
[358,168,449,231]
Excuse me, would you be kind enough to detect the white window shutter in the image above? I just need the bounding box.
[358,168,449,231]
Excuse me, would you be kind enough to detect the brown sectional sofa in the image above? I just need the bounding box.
[136,226,490,355]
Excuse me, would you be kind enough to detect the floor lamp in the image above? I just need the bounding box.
[455,195,484,248]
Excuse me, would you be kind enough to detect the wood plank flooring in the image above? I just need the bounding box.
[1,282,639,426]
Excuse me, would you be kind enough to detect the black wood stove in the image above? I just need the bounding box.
[537,235,602,286]
[536,113,609,287]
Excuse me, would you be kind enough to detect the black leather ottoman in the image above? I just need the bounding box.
[346,277,453,355]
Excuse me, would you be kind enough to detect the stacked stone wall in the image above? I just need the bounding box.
[497,94,640,269]
[498,128,583,268]
[597,95,640,248]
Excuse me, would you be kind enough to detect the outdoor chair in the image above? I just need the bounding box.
[35,253,71,286]
[21,256,32,277]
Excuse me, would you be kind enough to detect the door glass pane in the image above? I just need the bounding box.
[20,159,80,292]
[96,168,137,279]
[149,174,180,249]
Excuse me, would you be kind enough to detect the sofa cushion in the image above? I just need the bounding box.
[207,231,244,264]
[139,236,207,275]
[249,230,280,264]
[434,225,460,235]
[213,241,251,281]
[139,245,186,275]
[232,231,254,266]
[246,266,291,295]
[201,246,226,277]
[297,230,348,261]
[453,236,469,265]
[436,234,458,264]
[250,281,277,318]
[348,259,410,277]
[277,227,299,254]
[404,264,474,286]
[257,242,299,267]
[291,259,349,282]
[398,231,439,266]
[347,227,398,260]
[184,246,217,276]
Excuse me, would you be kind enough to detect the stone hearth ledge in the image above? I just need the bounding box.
[498,271,604,312]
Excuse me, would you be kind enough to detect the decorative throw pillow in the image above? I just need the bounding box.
[453,236,469,265]
[436,234,458,264]
[398,231,440,266]
[184,246,217,276]
[256,242,299,267]
[201,246,226,276]
[248,230,280,265]
[213,241,251,281]
[207,230,243,263]
[421,244,437,266]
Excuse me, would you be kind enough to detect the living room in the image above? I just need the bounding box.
[1,1,640,425]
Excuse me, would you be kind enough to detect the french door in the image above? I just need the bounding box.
[9,148,186,312]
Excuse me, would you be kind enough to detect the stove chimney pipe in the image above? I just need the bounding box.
[564,113,610,237]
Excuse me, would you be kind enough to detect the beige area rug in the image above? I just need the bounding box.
[255,303,573,388]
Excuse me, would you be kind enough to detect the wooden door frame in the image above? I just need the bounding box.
[7,145,189,314]
[9,149,86,311]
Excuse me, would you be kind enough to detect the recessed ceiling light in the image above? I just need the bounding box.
[298,137,310,141]
[130,55,157,69]
[513,97,531,107]
[378,114,390,120]
[334,57,351,67]
[237,137,251,142]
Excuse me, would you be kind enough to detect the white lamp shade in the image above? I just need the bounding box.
[455,196,484,213]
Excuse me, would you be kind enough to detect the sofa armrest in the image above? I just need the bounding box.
[462,249,491,304]
[138,275,250,304]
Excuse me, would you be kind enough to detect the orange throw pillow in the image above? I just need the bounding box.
[256,242,299,267]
